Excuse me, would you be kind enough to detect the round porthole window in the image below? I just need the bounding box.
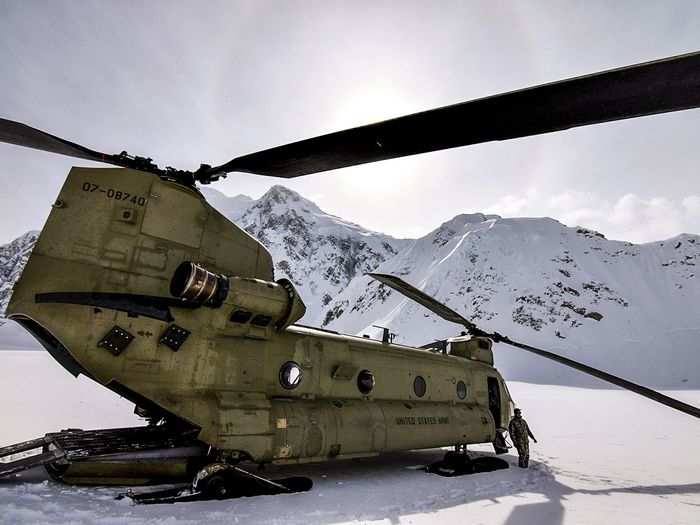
[279,361,303,389]
[456,380,467,400]
[413,375,427,398]
[357,369,375,395]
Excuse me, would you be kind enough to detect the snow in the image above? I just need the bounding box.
[199,188,253,221]
[0,231,37,310]
[325,214,700,388]
[0,321,39,351]
[1,350,698,525]
[0,352,139,444]
[0,231,40,350]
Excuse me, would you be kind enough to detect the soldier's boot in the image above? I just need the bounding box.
[515,447,525,468]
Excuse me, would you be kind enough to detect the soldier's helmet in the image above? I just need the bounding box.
[514,408,522,415]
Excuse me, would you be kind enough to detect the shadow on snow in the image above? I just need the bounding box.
[1,449,699,525]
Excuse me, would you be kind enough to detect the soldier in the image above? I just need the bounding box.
[508,408,537,468]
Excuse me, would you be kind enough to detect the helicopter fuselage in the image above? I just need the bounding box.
[7,167,512,465]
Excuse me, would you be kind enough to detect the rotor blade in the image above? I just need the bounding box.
[367,273,476,331]
[496,334,700,419]
[0,118,205,185]
[0,118,121,165]
[212,51,700,178]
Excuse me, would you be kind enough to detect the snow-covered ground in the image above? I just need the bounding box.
[1,350,699,525]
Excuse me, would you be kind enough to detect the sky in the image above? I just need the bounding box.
[1,0,699,243]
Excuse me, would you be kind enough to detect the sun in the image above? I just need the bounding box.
[330,86,422,131]
[324,86,429,195]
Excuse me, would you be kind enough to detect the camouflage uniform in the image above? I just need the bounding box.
[508,411,536,468]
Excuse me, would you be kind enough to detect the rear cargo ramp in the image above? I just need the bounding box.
[0,425,206,485]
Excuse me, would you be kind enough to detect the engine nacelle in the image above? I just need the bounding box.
[170,261,306,330]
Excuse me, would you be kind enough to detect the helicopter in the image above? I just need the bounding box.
[0,50,699,504]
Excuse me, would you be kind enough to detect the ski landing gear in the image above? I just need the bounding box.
[122,463,313,504]
[426,445,509,477]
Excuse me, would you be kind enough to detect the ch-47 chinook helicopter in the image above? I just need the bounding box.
[1,51,700,504]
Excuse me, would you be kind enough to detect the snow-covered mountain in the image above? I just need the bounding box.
[0,187,697,388]
[0,231,42,349]
[323,214,700,387]
[236,185,408,323]
[200,187,252,221]
[0,231,38,323]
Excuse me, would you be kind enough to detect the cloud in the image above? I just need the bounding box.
[486,190,700,243]
[485,188,539,216]
[607,194,683,242]
[682,195,700,217]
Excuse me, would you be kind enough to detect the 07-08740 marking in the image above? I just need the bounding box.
[81,182,147,206]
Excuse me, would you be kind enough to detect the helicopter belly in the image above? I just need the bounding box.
[264,399,495,464]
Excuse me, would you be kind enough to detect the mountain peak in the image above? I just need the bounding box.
[253,185,322,216]
[262,185,302,204]
[451,213,501,226]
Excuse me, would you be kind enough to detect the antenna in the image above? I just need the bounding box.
[372,325,396,344]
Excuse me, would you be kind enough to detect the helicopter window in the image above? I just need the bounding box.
[251,314,272,327]
[478,339,490,350]
[456,380,468,400]
[279,361,303,389]
[357,370,375,395]
[413,375,427,398]
[230,310,252,324]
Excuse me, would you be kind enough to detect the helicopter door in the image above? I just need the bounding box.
[487,377,501,427]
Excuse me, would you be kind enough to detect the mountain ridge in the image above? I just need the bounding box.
[0,186,697,388]
[322,212,700,386]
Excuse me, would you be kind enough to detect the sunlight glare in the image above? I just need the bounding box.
[330,86,421,130]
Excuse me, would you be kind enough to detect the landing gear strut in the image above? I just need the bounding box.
[426,445,509,477]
